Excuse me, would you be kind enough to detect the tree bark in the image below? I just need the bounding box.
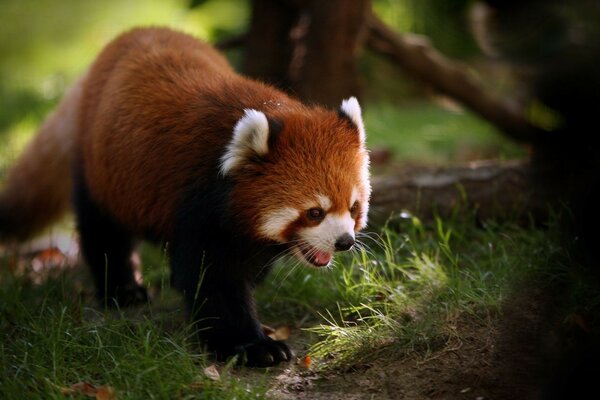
[243,0,298,88]
[369,160,535,226]
[292,0,370,107]
[242,0,370,107]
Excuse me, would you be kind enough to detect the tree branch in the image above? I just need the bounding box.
[366,13,543,144]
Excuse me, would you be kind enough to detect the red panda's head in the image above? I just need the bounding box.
[220,97,371,267]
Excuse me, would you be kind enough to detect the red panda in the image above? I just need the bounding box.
[0,27,371,367]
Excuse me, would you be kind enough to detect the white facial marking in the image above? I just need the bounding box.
[259,207,299,241]
[299,212,355,253]
[220,109,269,175]
[316,194,332,211]
[340,97,365,144]
[358,152,371,229]
[340,97,370,229]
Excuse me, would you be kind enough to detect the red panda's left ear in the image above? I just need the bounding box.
[220,109,271,176]
[340,97,366,145]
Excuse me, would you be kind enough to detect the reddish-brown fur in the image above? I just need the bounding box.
[1,27,369,366]
[0,75,84,241]
[77,27,365,242]
[78,28,290,238]
[231,110,366,238]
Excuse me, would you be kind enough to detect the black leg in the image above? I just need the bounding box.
[73,174,147,307]
[170,178,290,367]
[170,235,291,367]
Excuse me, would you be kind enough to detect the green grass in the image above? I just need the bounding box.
[0,263,268,399]
[1,214,575,397]
[364,102,527,164]
[306,218,563,369]
[0,0,249,178]
[256,214,570,372]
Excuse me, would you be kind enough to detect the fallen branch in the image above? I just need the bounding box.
[369,159,536,225]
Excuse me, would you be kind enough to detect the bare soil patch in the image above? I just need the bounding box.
[262,279,596,400]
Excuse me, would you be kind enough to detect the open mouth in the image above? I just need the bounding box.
[299,246,332,267]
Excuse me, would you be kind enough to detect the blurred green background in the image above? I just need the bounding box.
[0,0,526,178]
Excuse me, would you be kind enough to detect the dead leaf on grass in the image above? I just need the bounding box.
[298,355,312,369]
[33,247,66,266]
[565,313,590,333]
[264,325,292,341]
[203,364,220,381]
[95,386,116,400]
[60,382,116,399]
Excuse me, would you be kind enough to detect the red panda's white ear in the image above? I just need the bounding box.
[220,109,270,175]
[340,97,366,145]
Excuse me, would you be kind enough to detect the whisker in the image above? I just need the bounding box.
[354,241,378,259]
[356,231,386,251]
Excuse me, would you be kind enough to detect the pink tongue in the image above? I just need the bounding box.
[313,250,332,266]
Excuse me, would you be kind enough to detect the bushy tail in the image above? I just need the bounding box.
[0,75,85,242]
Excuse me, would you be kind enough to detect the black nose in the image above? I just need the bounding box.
[335,233,355,251]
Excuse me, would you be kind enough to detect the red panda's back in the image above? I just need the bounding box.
[77,28,241,238]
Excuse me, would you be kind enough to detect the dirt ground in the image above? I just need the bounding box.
[257,280,598,400]
[260,313,515,400]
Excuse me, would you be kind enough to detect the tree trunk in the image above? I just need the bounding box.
[292,0,370,107]
[242,0,370,107]
[243,0,298,88]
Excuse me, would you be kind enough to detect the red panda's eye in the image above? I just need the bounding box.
[307,207,325,221]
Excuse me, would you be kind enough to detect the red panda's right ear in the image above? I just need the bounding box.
[339,97,366,145]
[220,109,271,176]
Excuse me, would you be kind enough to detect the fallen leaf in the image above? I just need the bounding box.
[59,382,116,399]
[298,355,312,369]
[266,325,292,341]
[60,382,97,396]
[203,364,220,381]
[262,324,275,337]
[565,313,590,333]
[95,386,116,400]
[31,247,66,272]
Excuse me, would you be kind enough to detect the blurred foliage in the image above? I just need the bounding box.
[0,0,518,179]
[365,102,525,164]
[373,0,481,58]
[0,0,249,175]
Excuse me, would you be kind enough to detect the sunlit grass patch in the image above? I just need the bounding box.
[298,216,564,371]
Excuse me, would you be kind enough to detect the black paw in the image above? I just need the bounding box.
[235,338,293,367]
[101,285,149,308]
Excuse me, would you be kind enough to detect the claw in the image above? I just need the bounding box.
[240,338,292,367]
